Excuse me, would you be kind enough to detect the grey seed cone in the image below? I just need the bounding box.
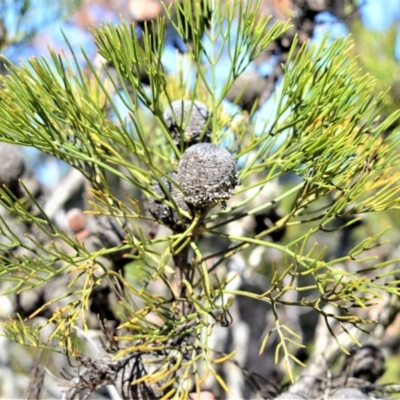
[177,143,240,209]
[90,216,127,259]
[0,143,25,195]
[163,100,211,147]
[149,172,190,231]
[343,344,385,383]
[226,71,272,112]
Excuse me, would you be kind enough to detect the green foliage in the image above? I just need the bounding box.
[381,354,400,399]
[351,20,400,117]
[0,0,400,396]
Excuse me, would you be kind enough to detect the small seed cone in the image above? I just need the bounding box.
[163,100,211,148]
[0,143,25,196]
[177,143,240,209]
[149,172,190,231]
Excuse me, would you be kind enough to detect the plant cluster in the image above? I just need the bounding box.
[0,0,399,398]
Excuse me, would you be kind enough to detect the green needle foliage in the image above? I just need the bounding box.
[351,20,400,119]
[0,0,400,396]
